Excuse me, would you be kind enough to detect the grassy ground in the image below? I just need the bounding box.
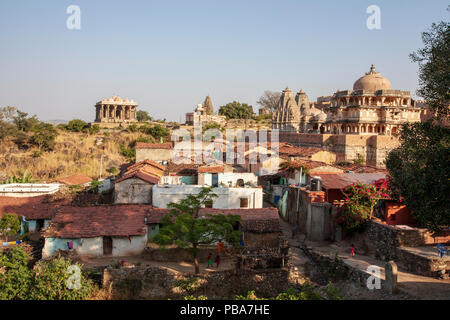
[0,129,146,181]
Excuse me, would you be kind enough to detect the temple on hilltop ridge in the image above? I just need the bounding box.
[185,96,226,125]
[94,95,138,123]
[273,65,423,135]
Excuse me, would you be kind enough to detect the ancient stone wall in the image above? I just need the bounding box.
[278,132,400,167]
[103,266,303,300]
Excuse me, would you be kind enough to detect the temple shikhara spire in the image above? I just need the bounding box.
[273,64,421,135]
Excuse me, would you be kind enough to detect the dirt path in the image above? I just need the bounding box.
[279,220,450,299]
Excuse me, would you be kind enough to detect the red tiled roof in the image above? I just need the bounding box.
[126,159,166,172]
[115,170,161,185]
[57,174,92,186]
[135,142,172,150]
[197,166,224,173]
[165,162,198,176]
[0,196,62,220]
[116,159,166,184]
[147,207,280,233]
[45,205,152,238]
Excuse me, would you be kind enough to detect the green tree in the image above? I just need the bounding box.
[409,21,450,120]
[66,119,89,132]
[0,214,21,242]
[140,124,170,141]
[120,144,136,162]
[386,121,450,233]
[107,166,118,175]
[88,124,101,134]
[29,122,58,151]
[13,111,39,132]
[0,246,33,300]
[152,187,242,274]
[30,255,93,300]
[136,110,152,122]
[218,101,254,119]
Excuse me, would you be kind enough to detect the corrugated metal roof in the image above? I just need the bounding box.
[312,173,387,190]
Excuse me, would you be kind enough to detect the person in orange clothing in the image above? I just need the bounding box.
[217,240,225,255]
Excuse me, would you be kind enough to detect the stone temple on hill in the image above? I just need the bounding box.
[273,65,423,135]
[94,96,138,123]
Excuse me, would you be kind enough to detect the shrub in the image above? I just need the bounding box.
[0,246,33,300]
[30,255,93,300]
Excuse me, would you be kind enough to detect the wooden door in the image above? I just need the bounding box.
[103,236,113,255]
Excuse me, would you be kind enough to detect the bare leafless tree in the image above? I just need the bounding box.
[256,90,281,113]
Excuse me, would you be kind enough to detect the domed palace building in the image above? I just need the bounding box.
[273,65,422,135]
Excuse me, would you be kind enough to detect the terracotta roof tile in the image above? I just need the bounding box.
[115,170,161,185]
[197,166,224,173]
[126,159,166,172]
[57,174,92,186]
[45,205,151,238]
[0,195,62,220]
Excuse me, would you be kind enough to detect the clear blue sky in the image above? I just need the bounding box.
[0,0,448,122]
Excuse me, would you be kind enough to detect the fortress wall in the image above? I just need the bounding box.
[278,132,400,167]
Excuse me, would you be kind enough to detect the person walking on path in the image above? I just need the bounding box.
[292,223,299,239]
[217,240,225,255]
[215,255,221,268]
[207,253,213,268]
[350,244,356,257]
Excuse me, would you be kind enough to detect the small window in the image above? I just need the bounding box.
[240,198,248,208]
[205,200,213,208]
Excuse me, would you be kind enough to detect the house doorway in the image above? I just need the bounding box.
[36,219,44,232]
[103,236,113,255]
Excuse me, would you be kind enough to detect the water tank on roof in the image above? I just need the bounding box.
[311,177,322,191]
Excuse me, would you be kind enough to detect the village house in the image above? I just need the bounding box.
[0,195,68,234]
[42,205,150,258]
[197,165,258,187]
[152,184,263,209]
[114,160,165,204]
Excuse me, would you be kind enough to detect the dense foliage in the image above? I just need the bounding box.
[386,121,450,233]
[0,247,93,300]
[152,187,242,274]
[136,110,152,122]
[0,214,21,242]
[218,101,254,119]
[0,107,58,151]
[409,21,449,119]
[334,183,383,232]
[235,283,341,300]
